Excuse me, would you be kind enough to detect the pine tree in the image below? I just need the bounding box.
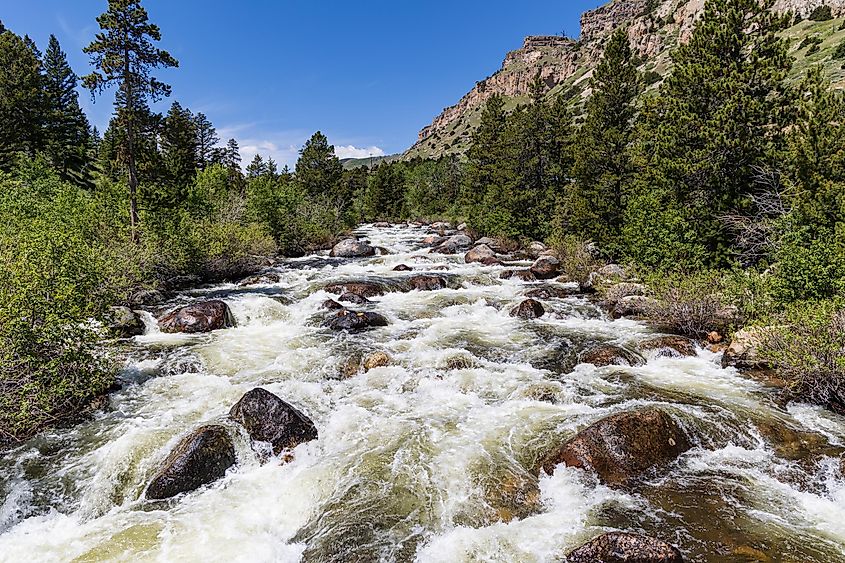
[295,131,342,198]
[160,101,198,192]
[363,163,405,220]
[223,137,244,191]
[626,0,792,268]
[42,35,92,185]
[462,94,509,216]
[83,0,178,241]
[193,112,218,169]
[246,154,269,178]
[0,28,43,167]
[568,28,640,256]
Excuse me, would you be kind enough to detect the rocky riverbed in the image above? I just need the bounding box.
[1,223,844,562]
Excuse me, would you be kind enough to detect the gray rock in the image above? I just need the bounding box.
[158,300,235,334]
[329,238,375,258]
[465,244,496,264]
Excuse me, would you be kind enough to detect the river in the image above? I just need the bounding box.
[1,223,844,562]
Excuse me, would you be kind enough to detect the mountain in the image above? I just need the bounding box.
[405,0,845,160]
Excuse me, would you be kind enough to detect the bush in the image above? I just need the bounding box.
[760,301,845,413]
[771,225,845,302]
[547,233,604,286]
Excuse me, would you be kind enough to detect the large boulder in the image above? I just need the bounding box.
[566,532,683,563]
[158,300,235,334]
[106,306,145,338]
[510,299,545,319]
[539,408,691,487]
[579,345,644,367]
[530,256,561,280]
[722,327,771,369]
[465,244,497,264]
[229,388,318,455]
[324,309,389,332]
[422,235,447,247]
[433,234,473,254]
[408,274,447,291]
[639,336,697,358]
[475,237,506,253]
[527,241,548,258]
[146,425,236,500]
[324,281,385,298]
[329,238,375,258]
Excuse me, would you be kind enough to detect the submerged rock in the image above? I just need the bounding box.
[230,388,318,455]
[106,306,145,338]
[363,351,391,371]
[324,309,389,332]
[579,345,644,367]
[146,425,236,500]
[540,408,691,487]
[158,300,235,334]
[566,532,683,563]
[324,281,385,298]
[530,256,560,280]
[408,274,447,291]
[639,336,697,358]
[329,238,375,258]
[465,244,496,264]
[510,299,545,319]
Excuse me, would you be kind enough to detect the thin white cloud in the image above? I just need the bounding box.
[334,145,386,160]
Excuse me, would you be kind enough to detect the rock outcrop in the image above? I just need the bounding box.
[158,300,235,334]
[146,425,236,499]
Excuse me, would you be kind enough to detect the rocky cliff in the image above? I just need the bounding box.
[405,0,845,159]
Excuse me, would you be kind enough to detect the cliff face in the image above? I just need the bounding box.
[406,0,845,160]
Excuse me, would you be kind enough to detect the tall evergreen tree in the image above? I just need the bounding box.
[42,35,92,185]
[246,154,270,178]
[193,112,218,169]
[295,131,342,198]
[0,28,43,167]
[568,29,640,256]
[160,101,198,192]
[363,163,405,220]
[462,94,509,215]
[83,0,178,241]
[626,0,792,267]
[223,137,244,191]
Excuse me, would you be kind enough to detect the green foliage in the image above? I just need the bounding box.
[295,131,343,199]
[567,29,640,258]
[362,162,406,220]
[808,5,833,21]
[546,233,604,286]
[770,223,845,302]
[0,28,45,168]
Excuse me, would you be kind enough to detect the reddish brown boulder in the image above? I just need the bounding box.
[329,239,375,258]
[408,275,447,291]
[510,299,545,319]
[158,300,235,334]
[539,408,691,487]
[324,281,385,298]
[530,256,560,280]
[566,532,683,563]
[230,388,317,455]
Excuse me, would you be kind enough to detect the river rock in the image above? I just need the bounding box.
[146,425,236,500]
[579,345,644,367]
[433,234,473,254]
[501,269,537,282]
[527,241,548,258]
[324,309,389,332]
[476,236,507,253]
[158,300,235,334]
[329,238,376,258]
[229,388,318,455]
[540,408,691,486]
[430,221,452,231]
[566,532,683,563]
[639,336,697,358]
[129,289,164,307]
[510,299,545,319]
[321,298,344,310]
[408,274,447,291]
[106,306,145,338]
[373,221,391,228]
[324,281,385,298]
[722,327,770,369]
[525,286,577,300]
[238,272,281,286]
[338,292,370,305]
[604,282,648,302]
[530,256,560,280]
[393,264,413,271]
[457,222,468,231]
[422,235,446,246]
[465,244,496,264]
[363,352,391,371]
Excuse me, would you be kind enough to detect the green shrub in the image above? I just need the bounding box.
[547,233,604,286]
[808,5,833,21]
[771,225,845,302]
[760,300,845,413]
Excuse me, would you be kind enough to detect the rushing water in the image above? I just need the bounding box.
[1,223,845,562]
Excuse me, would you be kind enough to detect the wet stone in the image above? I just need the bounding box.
[566,532,683,563]
[338,292,370,305]
[407,275,447,291]
[579,344,644,367]
[324,281,385,298]
[501,269,537,282]
[510,299,545,319]
[158,300,235,334]
[230,388,318,455]
[324,309,389,332]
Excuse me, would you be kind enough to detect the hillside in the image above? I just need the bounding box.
[405,0,845,160]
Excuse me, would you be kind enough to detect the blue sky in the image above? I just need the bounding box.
[4,0,603,166]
